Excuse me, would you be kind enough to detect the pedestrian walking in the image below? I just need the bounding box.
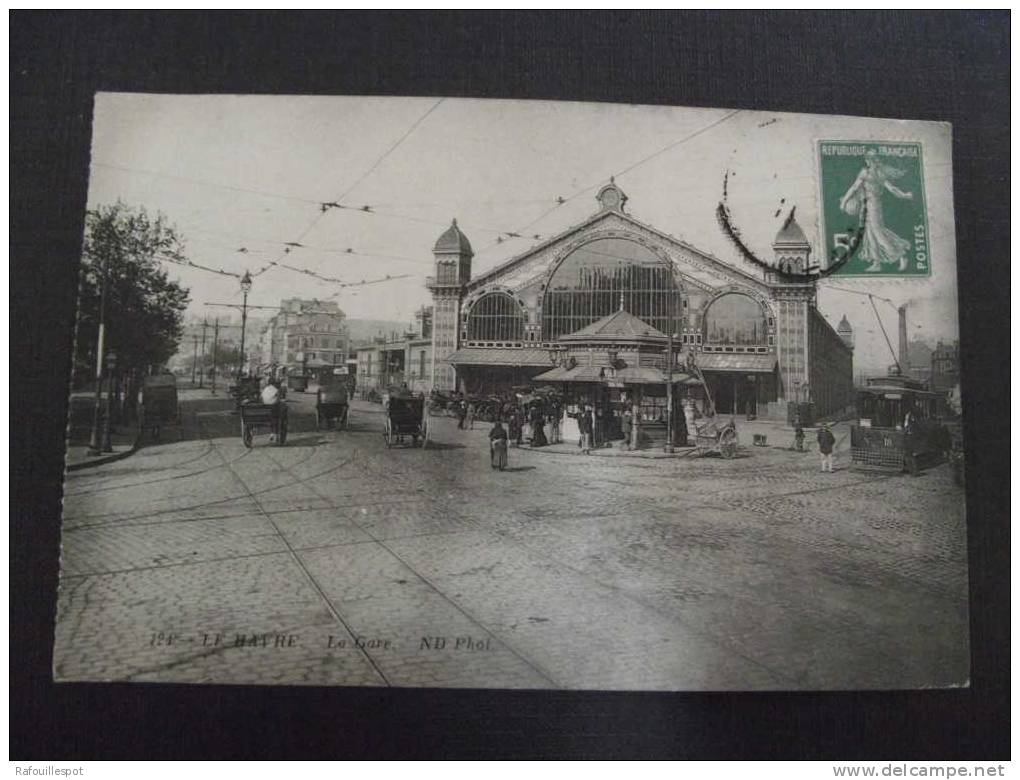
[817,423,836,472]
[593,408,605,448]
[488,420,509,470]
[548,404,561,445]
[578,407,593,454]
[466,401,476,430]
[794,424,805,452]
[457,399,468,430]
[620,408,633,450]
[530,405,547,447]
[508,409,523,447]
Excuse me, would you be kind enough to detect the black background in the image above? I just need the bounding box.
[11,11,1010,759]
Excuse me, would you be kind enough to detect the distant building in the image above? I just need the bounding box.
[355,327,432,397]
[258,299,348,377]
[930,340,960,394]
[905,337,934,386]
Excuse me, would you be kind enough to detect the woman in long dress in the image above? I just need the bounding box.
[839,149,915,272]
[530,405,547,447]
[489,420,509,470]
[508,409,522,447]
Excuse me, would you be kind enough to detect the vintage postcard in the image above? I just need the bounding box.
[57,95,966,690]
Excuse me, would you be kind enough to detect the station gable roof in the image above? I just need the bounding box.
[559,309,667,343]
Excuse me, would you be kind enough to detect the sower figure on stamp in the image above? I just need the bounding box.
[817,423,836,473]
[840,149,914,272]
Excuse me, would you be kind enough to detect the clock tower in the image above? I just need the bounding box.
[595,178,628,213]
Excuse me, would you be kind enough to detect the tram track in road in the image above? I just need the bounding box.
[61,414,345,530]
[63,440,246,497]
[256,441,565,689]
[205,428,395,686]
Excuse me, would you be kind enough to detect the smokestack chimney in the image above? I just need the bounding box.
[898,305,908,372]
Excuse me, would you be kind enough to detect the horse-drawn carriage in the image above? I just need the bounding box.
[316,375,350,430]
[287,373,309,393]
[692,417,739,458]
[239,401,288,448]
[138,374,181,440]
[230,376,261,409]
[383,395,428,448]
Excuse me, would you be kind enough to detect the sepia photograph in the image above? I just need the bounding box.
[55,94,969,692]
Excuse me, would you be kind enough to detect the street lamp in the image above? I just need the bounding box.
[237,271,252,379]
[665,262,676,453]
[657,260,679,454]
[87,250,111,457]
[101,350,117,452]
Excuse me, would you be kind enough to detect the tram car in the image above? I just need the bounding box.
[138,374,181,440]
[850,372,950,475]
[316,370,350,430]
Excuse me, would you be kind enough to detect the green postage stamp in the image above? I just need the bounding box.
[818,140,931,277]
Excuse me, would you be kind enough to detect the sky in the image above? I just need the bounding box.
[86,94,960,371]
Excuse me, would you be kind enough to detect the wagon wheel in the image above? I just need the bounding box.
[277,413,288,446]
[719,429,738,459]
[241,421,253,449]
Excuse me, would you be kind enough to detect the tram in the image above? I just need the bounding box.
[850,371,950,475]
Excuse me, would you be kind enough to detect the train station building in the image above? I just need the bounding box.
[426,181,854,429]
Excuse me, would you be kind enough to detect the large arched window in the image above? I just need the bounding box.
[541,238,683,341]
[703,293,768,345]
[465,292,524,342]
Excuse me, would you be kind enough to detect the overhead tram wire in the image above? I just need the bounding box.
[90,161,322,206]
[472,109,744,258]
[154,110,745,294]
[252,97,447,280]
[180,233,432,267]
[92,164,554,238]
[155,246,418,292]
[156,252,243,279]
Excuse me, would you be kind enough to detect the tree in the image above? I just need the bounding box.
[74,203,191,385]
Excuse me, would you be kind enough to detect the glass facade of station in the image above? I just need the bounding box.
[541,239,685,341]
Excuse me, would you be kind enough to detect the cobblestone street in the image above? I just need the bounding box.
[55,389,970,690]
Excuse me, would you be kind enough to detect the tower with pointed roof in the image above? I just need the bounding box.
[769,209,817,404]
[772,207,811,274]
[836,314,854,350]
[427,219,474,390]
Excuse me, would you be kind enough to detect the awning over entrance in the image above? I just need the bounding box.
[531,365,604,383]
[445,347,553,368]
[696,353,777,373]
[533,364,699,385]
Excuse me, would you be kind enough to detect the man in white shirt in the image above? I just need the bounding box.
[260,381,282,442]
[260,382,280,406]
